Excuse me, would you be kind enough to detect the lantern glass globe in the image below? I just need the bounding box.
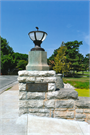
[28,31,47,42]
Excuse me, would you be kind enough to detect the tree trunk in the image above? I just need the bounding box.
[73,70,75,77]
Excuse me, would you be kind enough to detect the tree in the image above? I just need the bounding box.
[83,53,89,71]
[77,53,85,73]
[16,60,28,70]
[53,42,70,74]
[1,37,14,55]
[1,54,15,74]
[47,46,60,69]
[1,37,28,74]
[1,37,15,74]
[65,40,83,75]
[12,52,28,68]
[47,42,65,69]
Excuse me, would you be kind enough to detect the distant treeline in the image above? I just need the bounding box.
[47,41,89,76]
[1,37,89,76]
[1,37,28,75]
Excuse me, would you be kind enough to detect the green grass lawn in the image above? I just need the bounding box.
[75,89,90,97]
[63,77,89,89]
[62,75,90,97]
[77,71,90,74]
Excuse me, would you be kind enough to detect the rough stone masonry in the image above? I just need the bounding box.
[18,70,90,124]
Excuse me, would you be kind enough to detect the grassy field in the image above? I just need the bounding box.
[77,71,90,74]
[62,72,90,97]
[75,89,90,97]
[63,77,89,89]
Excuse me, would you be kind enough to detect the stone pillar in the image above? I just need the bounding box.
[56,74,64,89]
[18,70,57,115]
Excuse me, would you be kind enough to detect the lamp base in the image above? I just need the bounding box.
[31,46,45,51]
[26,51,49,71]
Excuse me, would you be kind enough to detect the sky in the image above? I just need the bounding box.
[0,0,90,58]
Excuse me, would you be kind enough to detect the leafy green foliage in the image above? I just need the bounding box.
[65,40,83,73]
[47,42,65,70]
[53,43,70,73]
[1,37,28,74]
[47,46,59,70]
[16,60,28,70]
[1,37,14,55]
[83,53,89,71]
[1,54,15,74]
[48,40,89,75]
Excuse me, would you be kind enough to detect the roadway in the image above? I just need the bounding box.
[0,75,18,94]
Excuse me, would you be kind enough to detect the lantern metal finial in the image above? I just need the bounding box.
[36,27,39,31]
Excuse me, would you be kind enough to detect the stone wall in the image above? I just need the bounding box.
[18,70,90,124]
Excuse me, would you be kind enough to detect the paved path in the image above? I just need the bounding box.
[0,75,18,94]
[0,86,90,135]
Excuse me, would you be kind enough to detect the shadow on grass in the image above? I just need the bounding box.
[64,75,82,78]
[64,72,88,78]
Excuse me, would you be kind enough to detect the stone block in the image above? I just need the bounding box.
[18,70,56,77]
[68,108,75,111]
[54,111,67,118]
[27,92,45,100]
[38,71,56,77]
[48,83,56,91]
[87,114,90,119]
[19,92,26,100]
[18,70,28,76]
[66,111,74,118]
[19,108,28,115]
[28,109,50,113]
[18,77,35,83]
[87,120,90,124]
[55,111,74,119]
[55,100,74,108]
[28,100,43,108]
[84,109,90,113]
[29,113,50,117]
[75,101,90,108]
[54,90,78,99]
[18,77,26,83]
[76,109,83,113]
[35,77,56,83]
[26,77,35,82]
[19,83,26,91]
[47,91,58,100]
[47,90,78,100]
[76,119,85,121]
[19,100,27,108]
[55,108,67,111]
[75,114,86,119]
[44,100,55,108]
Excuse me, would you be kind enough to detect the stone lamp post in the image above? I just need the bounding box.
[26,27,49,71]
[18,28,57,115]
[17,28,90,123]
